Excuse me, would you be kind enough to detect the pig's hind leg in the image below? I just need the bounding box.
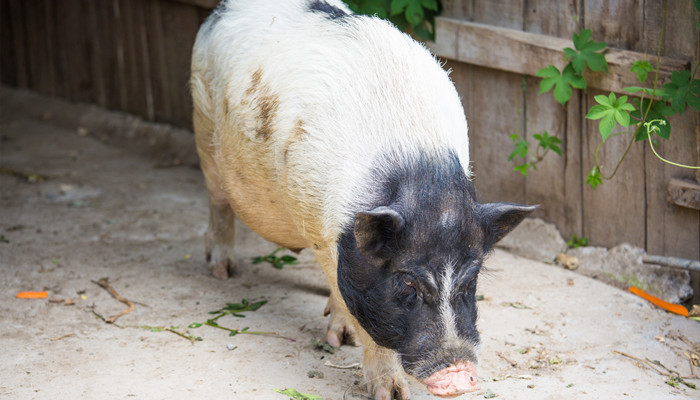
[204,198,238,279]
[193,92,238,280]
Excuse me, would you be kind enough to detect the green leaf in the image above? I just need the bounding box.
[536,64,585,105]
[565,29,608,74]
[508,134,529,161]
[533,131,562,156]
[390,0,408,15]
[514,164,530,176]
[421,0,439,11]
[273,388,323,400]
[630,60,654,83]
[404,0,424,26]
[586,166,602,189]
[188,323,203,329]
[662,70,700,113]
[585,92,634,141]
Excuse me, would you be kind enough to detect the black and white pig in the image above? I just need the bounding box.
[190,0,535,398]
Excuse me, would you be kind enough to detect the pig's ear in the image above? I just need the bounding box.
[480,203,537,247]
[354,206,405,257]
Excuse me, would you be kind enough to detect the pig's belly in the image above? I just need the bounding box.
[223,166,310,251]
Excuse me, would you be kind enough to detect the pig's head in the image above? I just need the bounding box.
[337,153,536,397]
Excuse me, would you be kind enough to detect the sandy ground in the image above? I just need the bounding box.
[1,90,699,400]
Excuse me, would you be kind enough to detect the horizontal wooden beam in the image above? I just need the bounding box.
[668,178,700,210]
[429,17,690,96]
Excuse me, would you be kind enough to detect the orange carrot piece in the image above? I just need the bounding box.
[628,286,688,317]
[16,291,48,299]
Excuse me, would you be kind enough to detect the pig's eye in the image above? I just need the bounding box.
[399,275,423,304]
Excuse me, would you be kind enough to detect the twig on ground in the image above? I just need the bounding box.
[91,278,134,323]
[324,361,361,369]
[614,350,698,389]
[497,351,518,367]
[50,333,75,341]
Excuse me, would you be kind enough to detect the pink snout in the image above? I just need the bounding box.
[423,362,478,397]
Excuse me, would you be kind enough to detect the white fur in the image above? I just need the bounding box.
[191,0,470,243]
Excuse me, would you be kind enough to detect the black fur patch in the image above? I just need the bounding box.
[307,0,350,20]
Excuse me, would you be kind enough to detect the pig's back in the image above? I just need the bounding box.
[191,0,470,244]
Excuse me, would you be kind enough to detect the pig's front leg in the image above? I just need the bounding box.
[357,327,411,400]
[205,198,238,279]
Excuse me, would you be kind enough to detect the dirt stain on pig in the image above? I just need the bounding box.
[284,119,306,163]
[243,69,280,142]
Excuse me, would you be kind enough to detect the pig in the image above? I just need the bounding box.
[190,0,536,398]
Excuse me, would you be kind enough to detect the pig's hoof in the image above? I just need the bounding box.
[205,241,237,279]
[373,385,411,400]
[211,258,237,280]
[324,299,360,347]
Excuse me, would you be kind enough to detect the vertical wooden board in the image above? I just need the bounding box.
[644,112,700,260]
[63,0,103,104]
[144,0,173,123]
[5,0,30,88]
[116,0,149,118]
[472,0,523,29]
[523,0,580,38]
[642,0,699,61]
[441,0,475,20]
[523,0,583,238]
[643,0,700,260]
[466,65,527,204]
[24,0,52,96]
[523,76,583,239]
[584,0,644,51]
[93,0,124,111]
[582,0,647,248]
[159,0,202,128]
[49,0,72,100]
[84,0,108,108]
[0,0,18,86]
[582,93,646,249]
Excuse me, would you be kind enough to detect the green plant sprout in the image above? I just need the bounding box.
[252,247,299,269]
[188,299,295,341]
[567,234,589,249]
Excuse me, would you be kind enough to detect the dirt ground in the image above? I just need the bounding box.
[1,87,699,400]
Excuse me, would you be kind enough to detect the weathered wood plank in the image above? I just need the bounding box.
[522,0,583,240]
[6,0,29,88]
[92,0,123,111]
[115,0,150,118]
[430,17,689,96]
[453,1,526,204]
[158,0,202,128]
[440,0,474,20]
[668,179,700,211]
[472,0,523,30]
[144,0,173,123]
[582,0,647,250]
[642,0,700,262]
[0,0,18,86]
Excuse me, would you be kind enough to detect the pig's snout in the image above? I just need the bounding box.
[423,362,478,397]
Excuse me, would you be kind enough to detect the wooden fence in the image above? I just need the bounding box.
[1,0,698,261]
